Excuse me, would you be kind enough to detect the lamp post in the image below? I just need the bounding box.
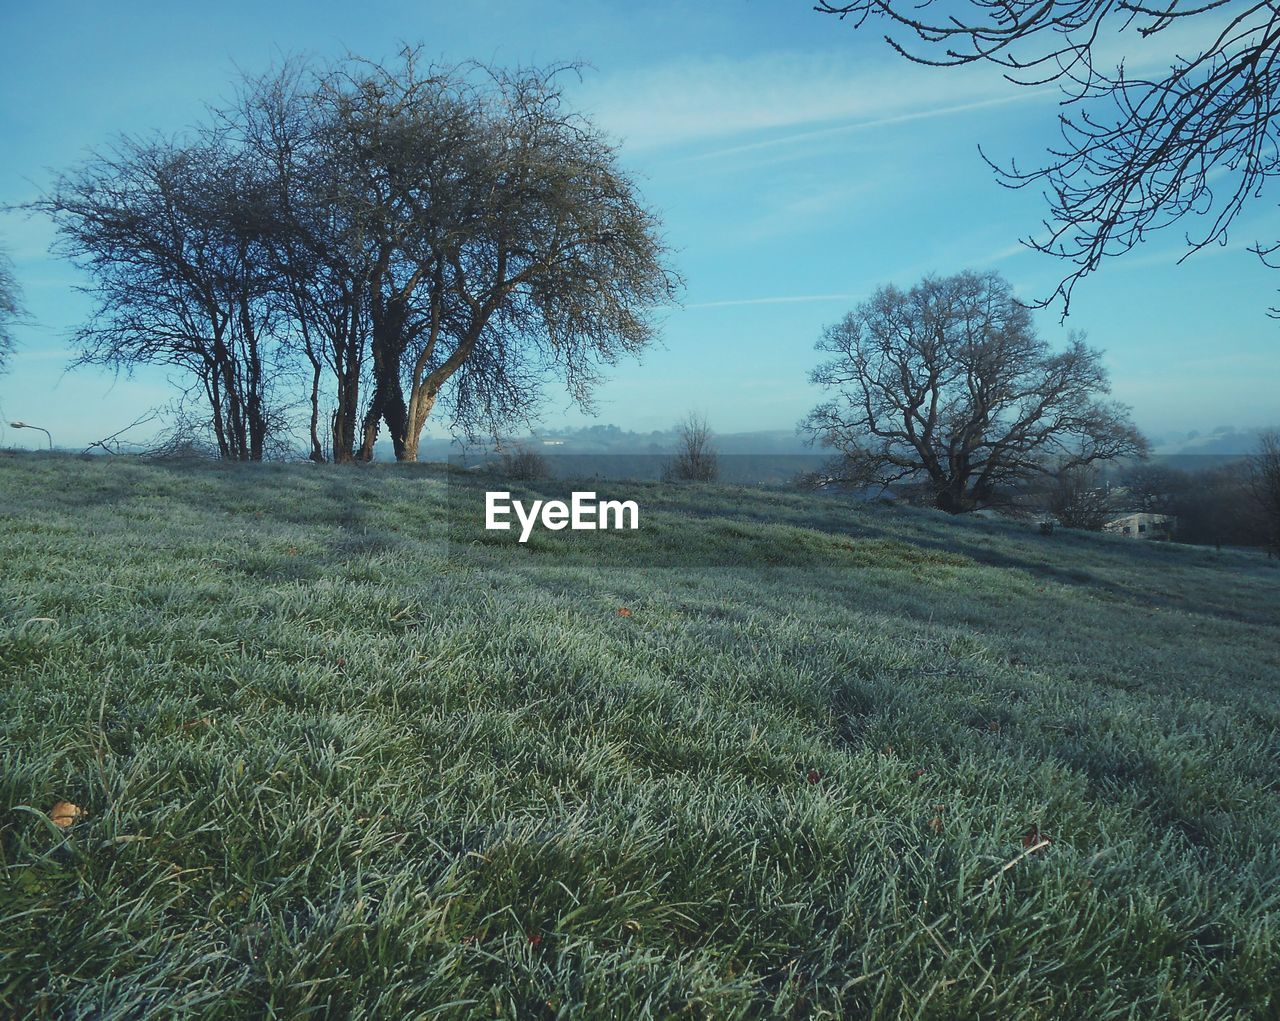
[10,421,53,450]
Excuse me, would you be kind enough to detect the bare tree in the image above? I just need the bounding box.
[664,412,718,482]
[0,244,21,376]
[33,52,677,464]
[315,52,680,461]
[815,0,1280,315]
[1249,429,1280,553]
[1121,460,1191,516]
[38,136,291,460]
[801,271,1146,512]
[228,62,372,463]
[1048,464,1112,530]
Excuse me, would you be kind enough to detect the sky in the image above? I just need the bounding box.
[0,0,1277,453]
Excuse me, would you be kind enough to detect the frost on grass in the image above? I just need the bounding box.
[1,455,1278,1018]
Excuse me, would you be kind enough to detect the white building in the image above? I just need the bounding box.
[1104,512,1175,540]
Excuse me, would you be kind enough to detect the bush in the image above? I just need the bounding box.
[1048,466,1112,530]
[499,446,553,481]
[663,413,717,482]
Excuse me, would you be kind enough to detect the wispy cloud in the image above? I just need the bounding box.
[976,241,1036,266]
[581,11,1236,162]
[683,88,1051,165]
[11,345,73,363]
[580,51,1035,154]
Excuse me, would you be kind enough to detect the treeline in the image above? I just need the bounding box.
[35,51,677,462]
[1036,447,1280,550]
[831,443,1280,551]
[1120,457,1277,549]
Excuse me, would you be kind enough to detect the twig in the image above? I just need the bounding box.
[976,839,1052,897]
[82,409,161,455]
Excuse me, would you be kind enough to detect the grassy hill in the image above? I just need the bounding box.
[2,453,1278,1019]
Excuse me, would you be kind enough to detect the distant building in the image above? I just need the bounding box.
[1105,512,1175,540]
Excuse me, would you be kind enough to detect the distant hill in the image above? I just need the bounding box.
[386,426,825,481]
[397,424,815,461]
[1151,425,1271,458]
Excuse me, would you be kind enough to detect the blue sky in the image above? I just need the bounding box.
[1,0,1276,452]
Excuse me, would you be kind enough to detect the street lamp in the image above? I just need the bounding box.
[10,421,53,450]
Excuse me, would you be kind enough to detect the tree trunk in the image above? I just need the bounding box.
[307,355,325,462]
[935,484,974,514]
[400,389,438,463]
[362,297,411,461]
[206,370,230,459]
[333,385,357,463]
[332,339,361,464]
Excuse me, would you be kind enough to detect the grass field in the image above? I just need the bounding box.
[2,452,1279,1019]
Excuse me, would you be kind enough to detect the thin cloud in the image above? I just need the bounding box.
[683,88,1052,165]
[582,14,1234,159]
[976,240,1036,265]
[581,51,1022,153]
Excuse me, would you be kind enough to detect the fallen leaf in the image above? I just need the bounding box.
[50,801,83,828]
[806,769,823,785]
[527,933,542,947]
[1022,824,1052,849]
[617,607,633,617]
